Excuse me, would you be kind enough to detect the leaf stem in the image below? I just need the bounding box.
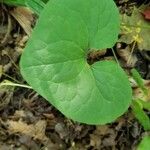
[0,82,32,89]
[111,48,119,65]
[127,41,136,65]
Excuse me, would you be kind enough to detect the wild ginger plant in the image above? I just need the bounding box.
[20,0,132,124]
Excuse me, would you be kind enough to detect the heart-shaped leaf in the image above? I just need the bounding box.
[20,0,132,124]
[137,136,150,150]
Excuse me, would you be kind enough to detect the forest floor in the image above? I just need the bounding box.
[0,0,150,150]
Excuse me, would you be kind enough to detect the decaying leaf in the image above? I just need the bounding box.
[0,80,14,111]
[7,120,48,142]
[10,7,34,36]
[120,8,150,50]
[130,78,150,101]
[142,7,150,20]
[117,45,138,67]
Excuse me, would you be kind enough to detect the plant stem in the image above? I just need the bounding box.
[0,82,32,89]
[127,41,136,65]
[111,48,119,66]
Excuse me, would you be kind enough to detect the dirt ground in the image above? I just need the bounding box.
[0,0,150,150]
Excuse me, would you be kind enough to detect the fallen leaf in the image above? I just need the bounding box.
[10,7,34,36]
[7,120,48,142]
[117,45,138,67]
[0,81,14,111]
[130,78,150,101]
[142,7,150,20]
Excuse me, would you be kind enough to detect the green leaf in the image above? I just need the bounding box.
[132,100,150,131]
[20,0,132,124]
[139,100,150,111]
[41,0,48,3]
[2,0,26,6]
[26,0,45,15]
[137,136,150,150]
[2,0,45,15]
[131,69,148,95]
[120,7,150,50]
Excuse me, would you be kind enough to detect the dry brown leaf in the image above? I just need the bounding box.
[88,50,106,59]
[7,120,48,142]
[90,134,101,148]
[10,7,33,36]
[91,125,116,148]
[0,15,12,47]
[130,78,150,101]
[0,85,13,111]
[142,7,150,20]
[117,46,138,67]
[13,110,27,119]
[133,86,150,101]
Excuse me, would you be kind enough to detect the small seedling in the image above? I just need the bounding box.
[20,0,132,124]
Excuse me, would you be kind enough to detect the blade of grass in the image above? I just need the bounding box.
[26,0,45,15]
[131,68,148,95]
[1,0,26,6]
[131,100,150,131]
[139,99,150,111]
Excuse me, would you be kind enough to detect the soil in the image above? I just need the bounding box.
[0,1,150,150]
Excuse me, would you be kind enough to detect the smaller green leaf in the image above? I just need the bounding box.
[132,100,150,131]
[139,99,150,111]
[137,136,150,150]
[131,69,148,95]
